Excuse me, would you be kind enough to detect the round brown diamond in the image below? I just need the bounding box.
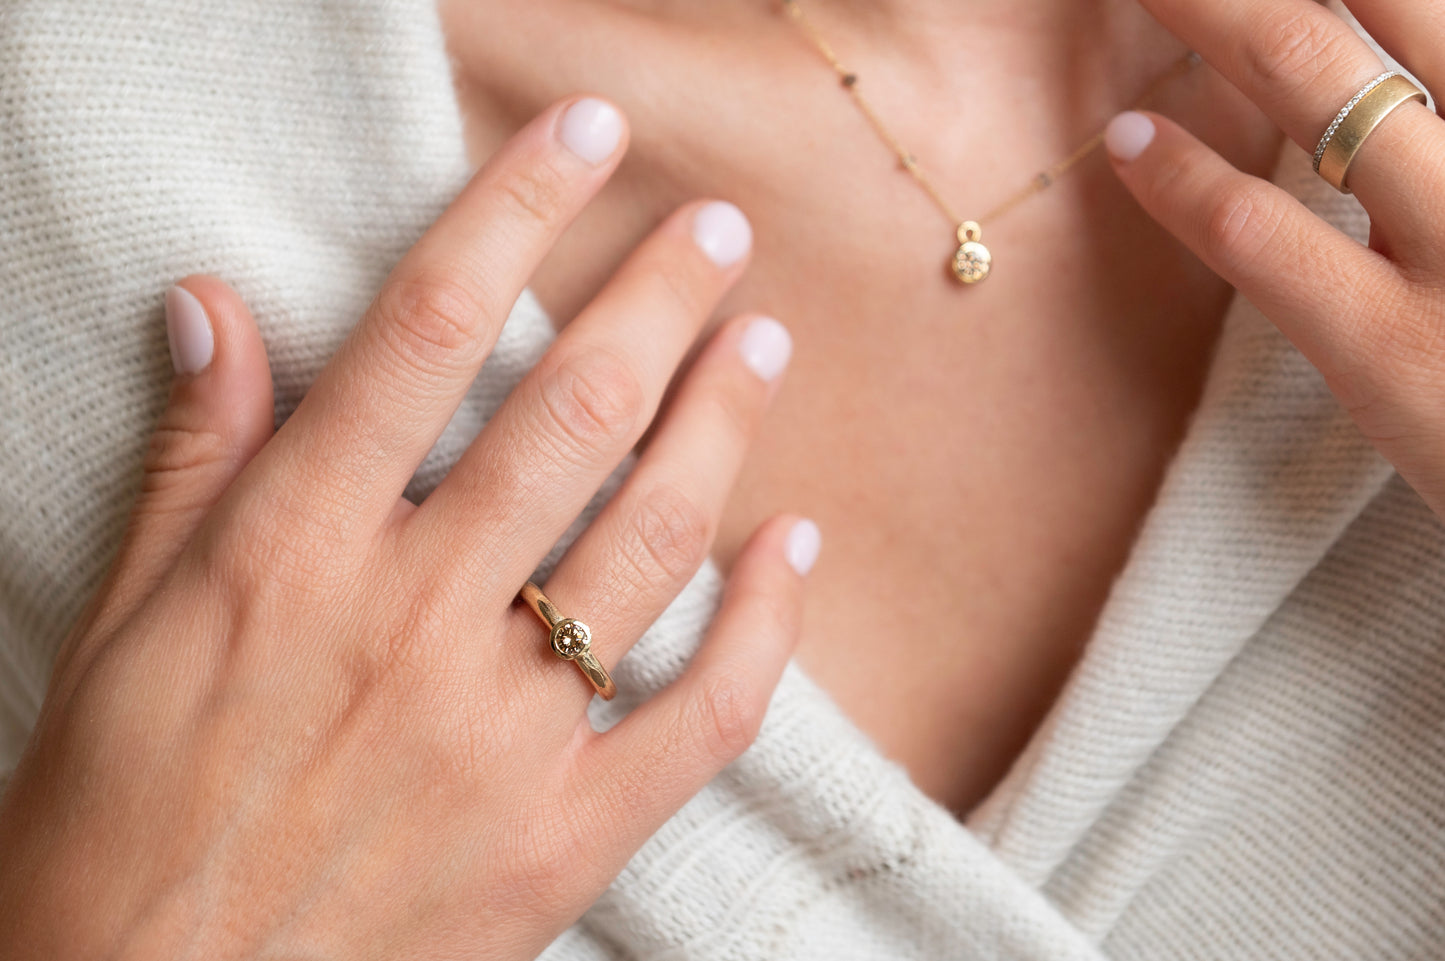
[550,618,592,660]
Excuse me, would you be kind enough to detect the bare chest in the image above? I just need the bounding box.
[440,0,1285,813]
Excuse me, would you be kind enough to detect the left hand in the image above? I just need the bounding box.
[1105,0,1445,517]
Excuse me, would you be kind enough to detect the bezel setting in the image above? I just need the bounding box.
[549,618,592,660]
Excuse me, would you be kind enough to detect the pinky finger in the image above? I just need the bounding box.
[567,513,819,848]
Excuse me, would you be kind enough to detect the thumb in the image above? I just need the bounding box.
[109,275,275,620]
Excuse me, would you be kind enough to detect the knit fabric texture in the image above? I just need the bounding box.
[2,1,1443,957]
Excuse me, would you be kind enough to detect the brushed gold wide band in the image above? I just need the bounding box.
[518,581,617,701]
[1314,73,1429,194]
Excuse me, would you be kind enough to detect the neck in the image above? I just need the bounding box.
[776,0,1181,111]
[594,0,1188,126]
[811,0,1121,38]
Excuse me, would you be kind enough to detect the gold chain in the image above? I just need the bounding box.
[781,0,1201,284]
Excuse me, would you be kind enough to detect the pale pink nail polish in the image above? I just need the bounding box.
[785,519,821,576]
[558,98,623,166]
[165,285,214,375]
[692,201,752,268]
[739,317,792,382]
[1105,111,1156,163]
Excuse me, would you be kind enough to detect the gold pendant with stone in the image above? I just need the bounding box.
[950,220,991,285]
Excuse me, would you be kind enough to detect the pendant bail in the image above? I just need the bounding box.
[957,220,983,244]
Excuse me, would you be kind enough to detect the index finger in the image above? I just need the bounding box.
[253,96,628,533]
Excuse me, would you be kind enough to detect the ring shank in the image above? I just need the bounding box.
[1317,74,1429,194]
[519,580,562,629]
[574,649,618,700]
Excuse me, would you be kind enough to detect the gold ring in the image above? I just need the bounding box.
[518,581,616,700]
[1313,71,1429,194]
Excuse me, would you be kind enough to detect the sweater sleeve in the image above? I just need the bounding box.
[0,0,479,772]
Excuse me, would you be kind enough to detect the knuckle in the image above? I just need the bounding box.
[1203,180,1283,266]
[702,363,766,447]
[647,250,710,319]
[618,483,713,589]
[205,523,317,601]
[139,425,231,496]
[1248,9,1360,96]
[372,274,485,374]
[695,672,762,765]
[198,488,355,602]
[494,156,572,230]
[534,347,646,458]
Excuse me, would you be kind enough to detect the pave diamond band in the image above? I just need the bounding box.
[1313,71,1396,173]
[1312,72,1429,194]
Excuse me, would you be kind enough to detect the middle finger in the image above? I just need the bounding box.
[406,199,754,600]
[246,96,628,535]
[1138,0,1445,266]
[1338,0,1445,119]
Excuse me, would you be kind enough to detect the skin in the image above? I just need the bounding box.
[2,0,1444,955]
[440,0,1286,813]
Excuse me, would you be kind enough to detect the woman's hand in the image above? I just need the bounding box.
[0,96,816,959]
[1104,1,1445,516]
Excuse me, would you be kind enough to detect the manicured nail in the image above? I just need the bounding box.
[692,200,752,268]
[739,316,792,382]
[1104,111,1156,162]
[785,518,821,576]
[165,285,214,375]
[558,97,623,166]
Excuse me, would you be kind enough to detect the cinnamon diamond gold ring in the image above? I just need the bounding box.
[518,581,617,701]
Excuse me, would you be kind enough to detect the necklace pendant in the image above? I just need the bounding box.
[951,220,991,285]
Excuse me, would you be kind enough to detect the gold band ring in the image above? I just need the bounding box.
[518,581,617,701]
[1313,71,1429,194]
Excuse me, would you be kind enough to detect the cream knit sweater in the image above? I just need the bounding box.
[2,1,1442,957]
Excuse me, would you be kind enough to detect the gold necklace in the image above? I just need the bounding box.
[781,0,1201,285]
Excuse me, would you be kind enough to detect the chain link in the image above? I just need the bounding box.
[781,0,1200,233]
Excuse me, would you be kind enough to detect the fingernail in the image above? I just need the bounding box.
[1104,111,1156,162]
[558,97,623,166]
[692,200,752,268]
[739,316,792,382]
[165,285,214,375]
[785,518,821,576]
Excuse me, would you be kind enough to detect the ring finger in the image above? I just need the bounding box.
[517,312,791,716]
[1138,0,1445,266]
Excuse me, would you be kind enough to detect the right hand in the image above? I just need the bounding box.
[0,95,816,959]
